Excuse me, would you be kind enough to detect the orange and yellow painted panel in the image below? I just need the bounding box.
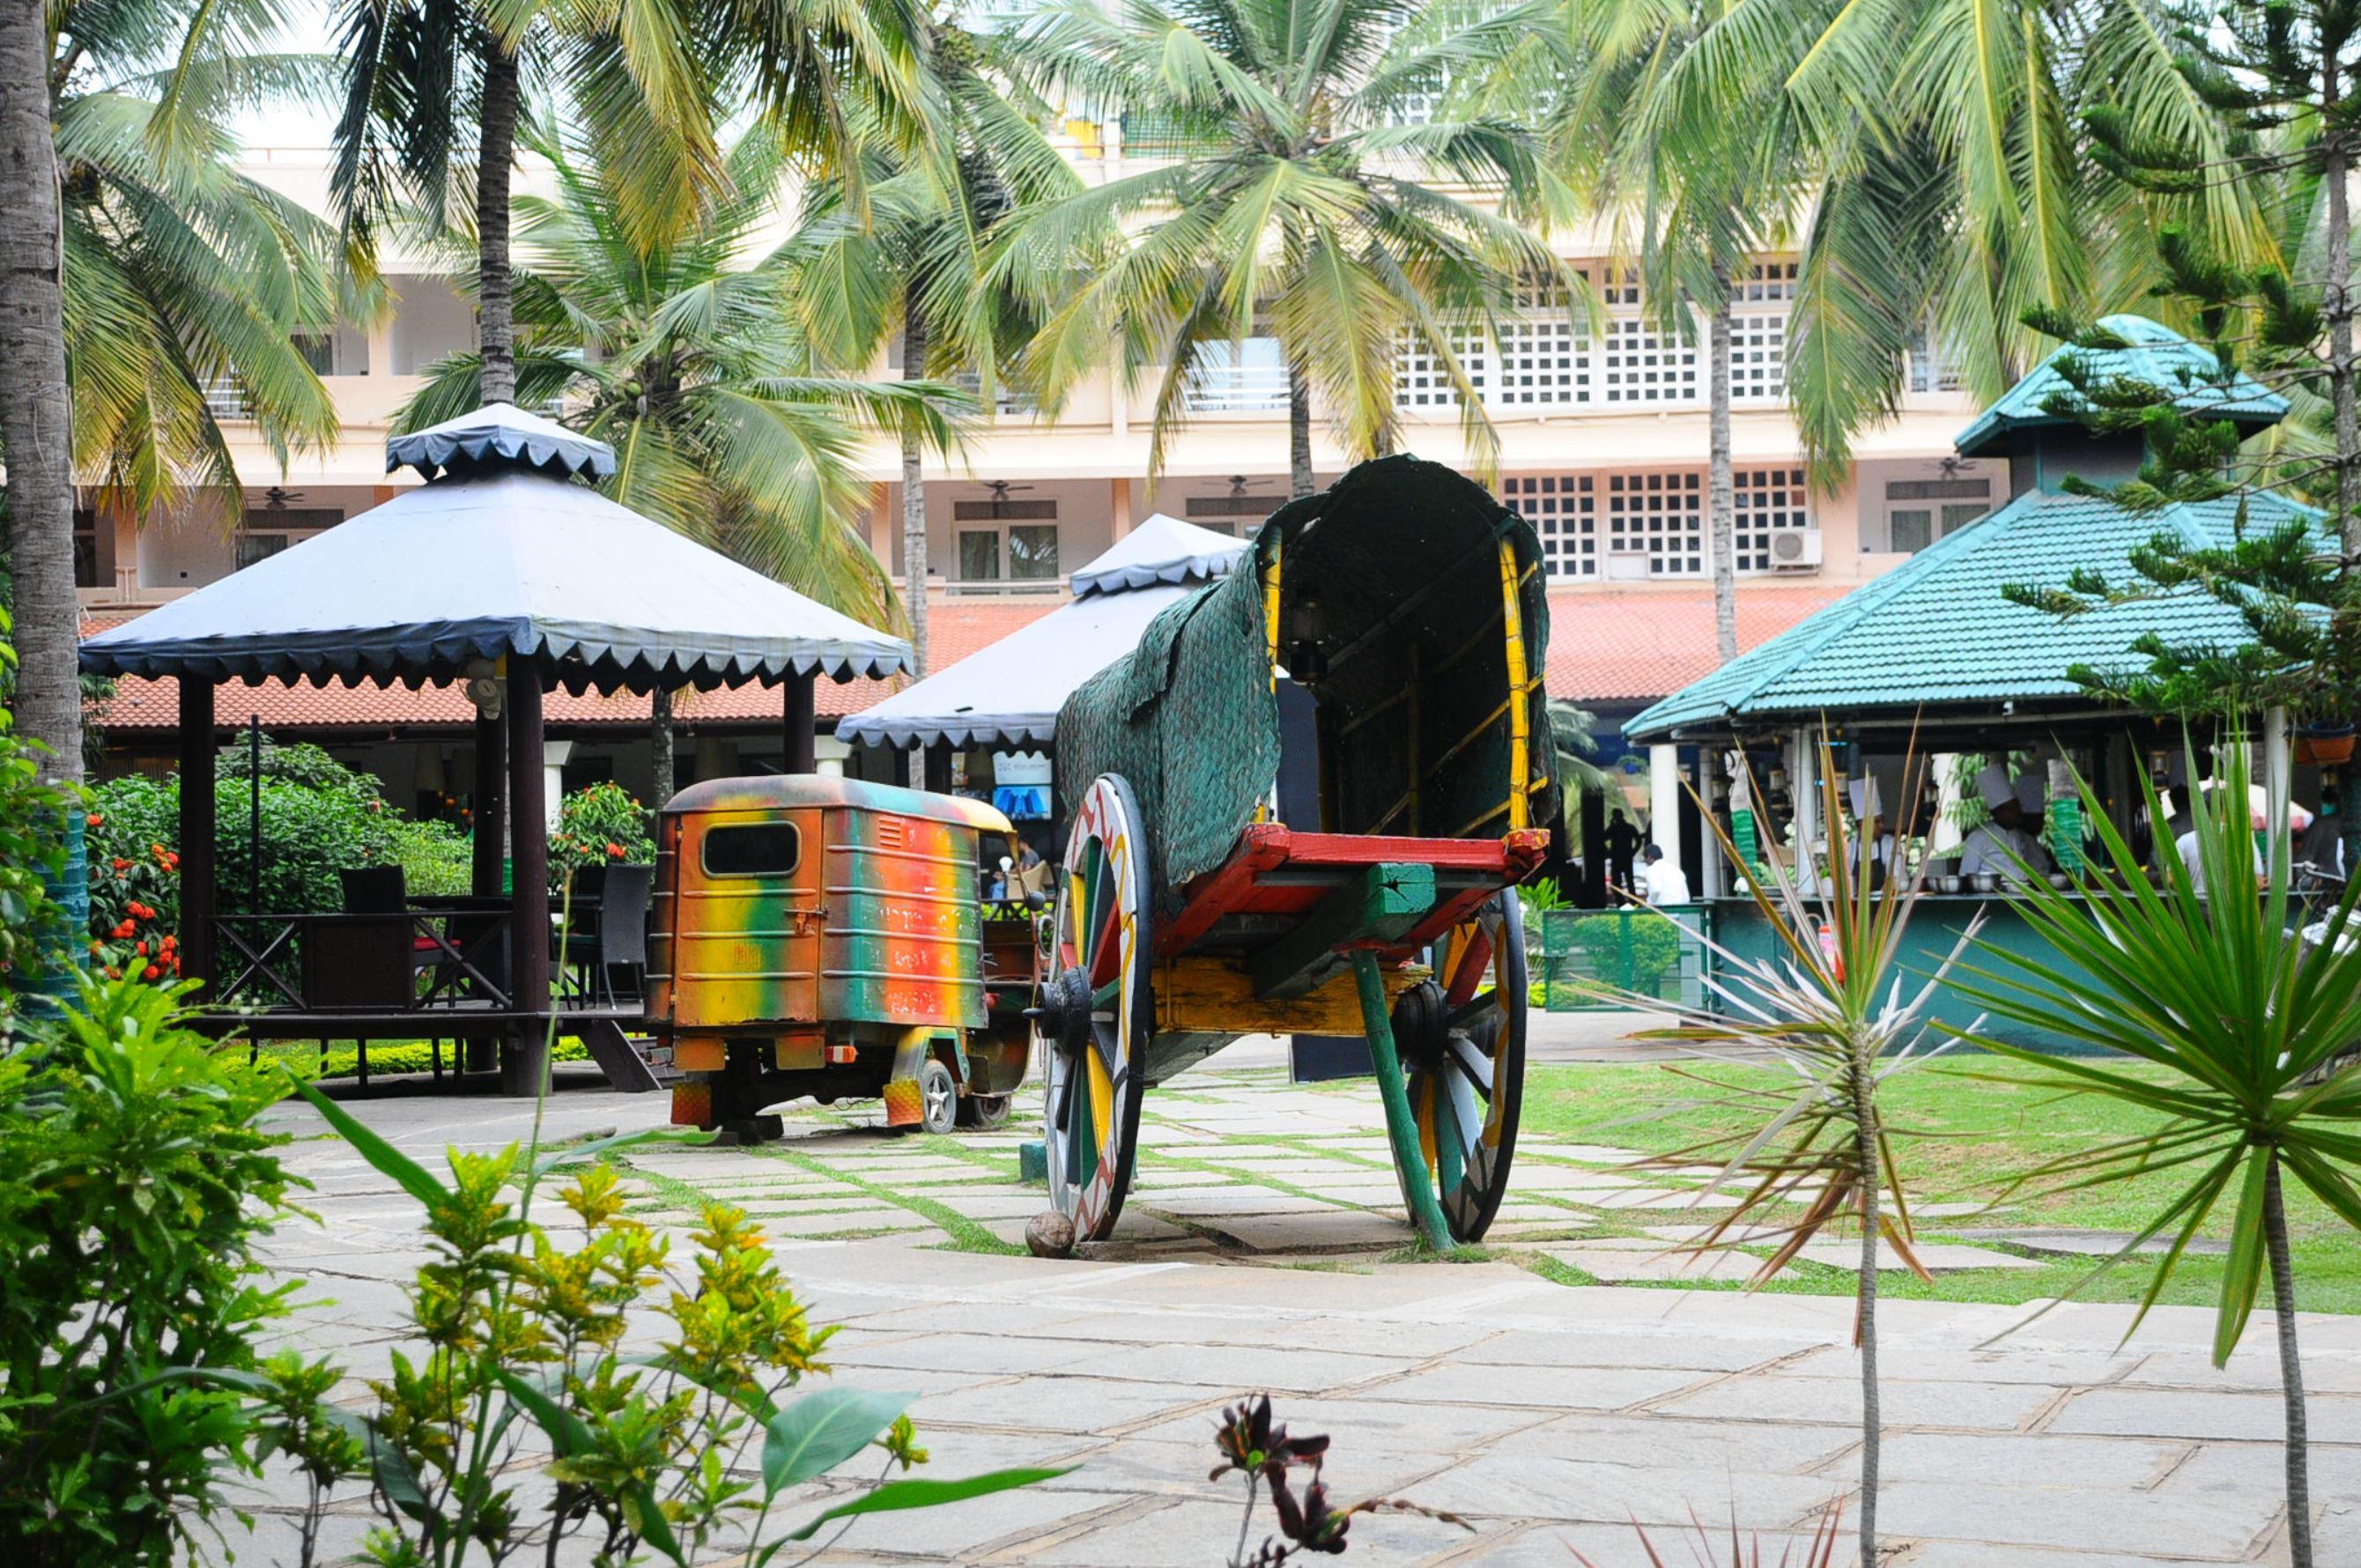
[649,775,1012,1037]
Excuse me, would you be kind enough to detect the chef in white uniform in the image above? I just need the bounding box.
[1848,777,1898,887]
[1958,764,2051,885]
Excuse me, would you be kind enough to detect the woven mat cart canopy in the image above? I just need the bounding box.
[1059,455,1558,895]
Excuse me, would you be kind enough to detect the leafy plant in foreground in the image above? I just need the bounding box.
[1950,742,2361,1568]
[0,972,316,1564]
[278,1073,1061,1565]
[1607,743,1972,1568]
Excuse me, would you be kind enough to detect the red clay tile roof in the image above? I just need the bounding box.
[1543,584,1854,705]
[84,583,1848,734]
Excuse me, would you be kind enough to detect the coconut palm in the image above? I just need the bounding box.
[1955,743,2361,1568]
[782,8,1081,674]
[392,124,966,650]
[1651,0,2280,477]
[330,0,931,404]
[988,0,1571,497]
[3,0,347,784]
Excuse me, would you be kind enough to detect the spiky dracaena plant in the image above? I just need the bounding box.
[1950,740,2361,1568]
[1610,741,1975,1568]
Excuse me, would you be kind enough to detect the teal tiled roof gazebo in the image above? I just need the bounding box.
[1952,313,2288,458]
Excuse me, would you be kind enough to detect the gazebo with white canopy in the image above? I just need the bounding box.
[80,405,911,1092]
[838,514,1247,794]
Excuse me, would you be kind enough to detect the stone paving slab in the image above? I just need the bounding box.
[222,1083,2361,1567]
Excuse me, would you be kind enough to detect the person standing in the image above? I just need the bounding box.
[1605,809,1641,895]
[1958,765,2052,886]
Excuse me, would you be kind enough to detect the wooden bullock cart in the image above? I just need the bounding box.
[1027,456,1558,1249]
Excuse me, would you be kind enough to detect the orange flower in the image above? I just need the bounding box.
[607,841,625,859]
[135,942,147,957]
[104,966,121,980]
[111,857,130,870]
[142,964,160,981]
[112,921,136,939]
[85,813,102,827]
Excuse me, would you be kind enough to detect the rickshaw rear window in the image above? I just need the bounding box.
[701,824,801,876]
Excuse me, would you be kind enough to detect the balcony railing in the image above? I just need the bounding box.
[202,377,251,421]
[1184,363,1292,413]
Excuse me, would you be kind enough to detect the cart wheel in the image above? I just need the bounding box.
[917,1058,958,1135]
[1402,889,1527,1242]
[1037,773,1152,1242]
[957,1093,1012,1129]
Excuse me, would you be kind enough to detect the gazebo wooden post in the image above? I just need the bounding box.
[502,662,551,1096]
[177,676,218,996]
[923,743,953,794]
[472,706,506,897]
[783,671,816,773]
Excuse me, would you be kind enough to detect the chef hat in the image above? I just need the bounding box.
[1847,777,1882,819]
[2014,773,2047,813]
[1975,764,2014,809]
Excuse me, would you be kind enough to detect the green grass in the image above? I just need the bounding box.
[1519,1058,2361,1314]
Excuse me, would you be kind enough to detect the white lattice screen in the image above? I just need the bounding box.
[1732,467,1812,571]
[1500,474,1596,578]
[1605,470,1705,575]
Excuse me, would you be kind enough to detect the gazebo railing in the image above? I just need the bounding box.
[212,910,515,1013]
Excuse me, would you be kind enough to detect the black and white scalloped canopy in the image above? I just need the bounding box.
[82,407,911,693]
[387,402,618,481]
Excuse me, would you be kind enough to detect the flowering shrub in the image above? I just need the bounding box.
[551,780,655,873]
[85,743,404,967]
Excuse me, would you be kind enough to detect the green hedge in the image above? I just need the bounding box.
[254,1037,592,1079]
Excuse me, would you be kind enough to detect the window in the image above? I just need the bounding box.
[958,529,1001,581]
[702,822,801,877]
[1732,468,1812,570]
[1881,473,1992,552]
[1008,524,1059,580]
[71,508,99,588]
[235,507,342,571]
[1186,337,1290,412]
[1500,474,1595,579]
[1606,470,1704,576]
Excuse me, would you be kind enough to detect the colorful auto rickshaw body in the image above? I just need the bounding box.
[650,774,1035,1135]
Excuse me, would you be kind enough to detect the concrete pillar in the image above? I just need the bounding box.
[2266,706,2291,869]
[1790,728,1820,867]
[176,677,217,995]
[1648,743,1683,874]
[1110,477,1135,540]
[542,739,572,818]
[1699,750,1727,899]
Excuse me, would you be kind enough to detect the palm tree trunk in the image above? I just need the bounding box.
[901,310,929,676]
[1287,360,1314,499]
[1851,1059,1883,1568]
[2322,86,2361,875]
[649,685,674,813]
[476,40,522,407]
[2265,1156,2314,1567]
[1706,285,1738,665]
[0,10,82,784]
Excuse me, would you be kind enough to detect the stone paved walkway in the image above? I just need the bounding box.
[228,1069,2361,1565]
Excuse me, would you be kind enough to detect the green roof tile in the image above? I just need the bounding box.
[1626,486,2320,740]
[1953,314,2287,457]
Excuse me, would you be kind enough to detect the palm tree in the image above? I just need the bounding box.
[1647,0,2278,477]
[783,9,1080,675]
[988,0,1568,499]
[392,126,968,793]
[331,0,931,404]
[4,0,348,786]
[0,4,78,784]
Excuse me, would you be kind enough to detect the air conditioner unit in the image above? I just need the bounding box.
[1768,529,1823,571]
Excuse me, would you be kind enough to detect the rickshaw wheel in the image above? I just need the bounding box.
[1039,773,1152,1242]
[917,1059,958,1135]
[1401,889,1527,1243]
[957,1093,1012,1129]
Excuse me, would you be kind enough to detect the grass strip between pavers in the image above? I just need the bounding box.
[761,1147,1025,1256]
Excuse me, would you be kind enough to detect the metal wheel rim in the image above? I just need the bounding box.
[1407,889,1527,1242]
[922,1067,954,1129]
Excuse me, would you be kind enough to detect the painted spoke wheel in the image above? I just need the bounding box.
[1037,774,1153,1242]
[1399,890,1526,1242]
